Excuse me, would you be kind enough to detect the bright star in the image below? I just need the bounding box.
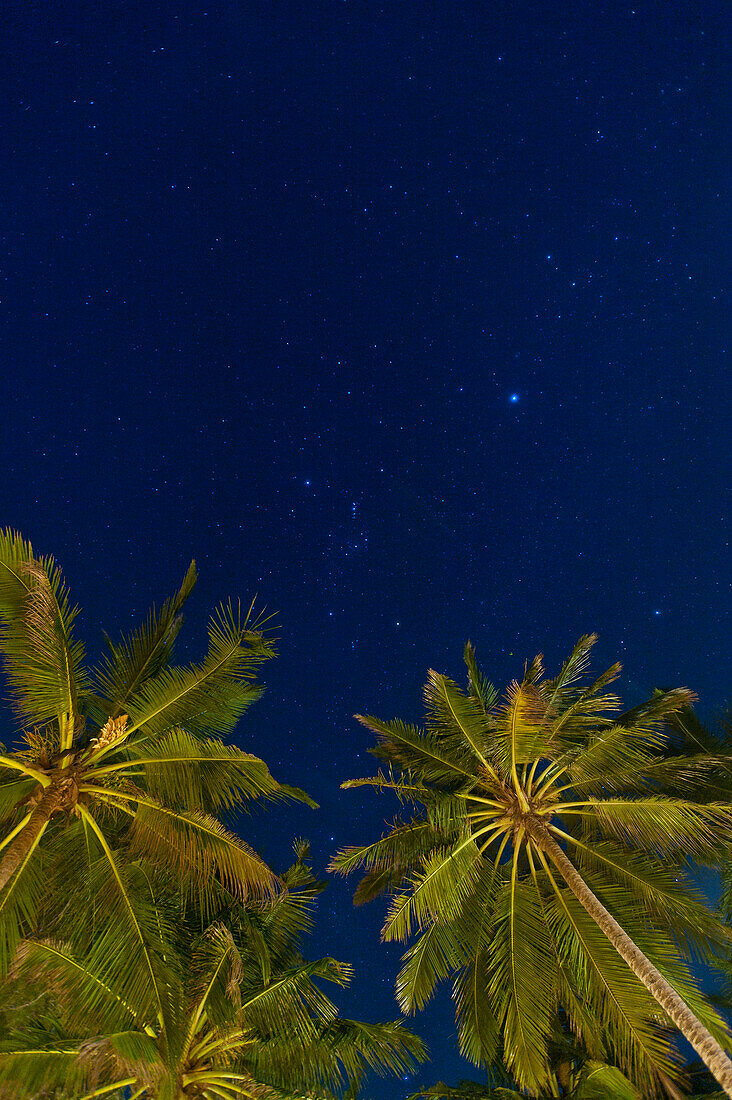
[510,393,519,403]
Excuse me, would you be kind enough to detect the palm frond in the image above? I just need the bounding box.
[329,819,440,877]
[11,938,147,1037]
[124,603,274,742]
[545,665,623,743]
[572,1061,642,1100]
[423,671,492,768]
[92,561,197,717]
[340,770,432,802]
[587,797,732,863]
[383,836,483,943]
[452,949,500,1068]
[486,870,556,1092]
[352,868,399,905]
[95,728,284,812]
[581,885,732,1050]
[239,958,349,1040]
[463,642,498,715]
[0,1047,88,1098]
[568,837,731,962]
[542,878,678,1090]
[493,681,551,779]
[408,1084,519,1100]
[0,778,38,823]
[74,804,174,1034]
[0,557,90,735]
[76,1030,160,1091]
[0,819,48,975]
[567,727,675,794]
[450,863,503,1066]
[187,923,244,1039]
[0,530,35,615]
[317,1017,427,1080]
[124,795,279,908]
[544,634,601,701]
[356,715,476,788]
[617,688,698,736]
[249,1017,426,1096]
[396,919,470,1013]
[256,856,322,952]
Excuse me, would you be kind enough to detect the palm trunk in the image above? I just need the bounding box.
[530,820,732,1098]
[0,786,61,891]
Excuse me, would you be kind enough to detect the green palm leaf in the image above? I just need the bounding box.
[12,938,147,1036]
[384,837,483,942]
[409,1086,520,1100]
[357,715,477,787]
[396,919,470,1014]
[570,838,730,961]
[96,727,284,812]
[453,948,500,1068]
[0,530,35,615]
[92,560,197,718]
[486,869,556,1093]
[567,688,696,787]
[493,681,551,779]
[0,778,37,823]
[239,958,349,1039]
[542,881,676,1087]
[0,556,90,736]
[329,819,440,876]
[74,804,174,1034]
[0,819,48,974]
[588,797,732,862]
[124,603,274,742]
[424,671,492,768]
[572,1061,642,1100]
[464,642,498,715]
[0,1048,87,1098]
[317,1017,427,1079]
[119,794,279,905]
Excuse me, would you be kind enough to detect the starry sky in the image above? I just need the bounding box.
[1,1,729,1094]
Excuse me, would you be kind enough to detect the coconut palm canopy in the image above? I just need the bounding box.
[0,845,427,1098]
[0,529,314,975]
[331,636,732,1097]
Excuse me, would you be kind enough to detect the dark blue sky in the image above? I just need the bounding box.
[1,2,729,1094]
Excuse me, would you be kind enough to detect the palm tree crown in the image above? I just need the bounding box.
[0,530,312,976]
[0,845,427,1099]
[331,635,732,1097]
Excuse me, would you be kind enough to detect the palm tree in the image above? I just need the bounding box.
[0,529,312,974]
[331,636,732,1097]
[0,845,427,1098]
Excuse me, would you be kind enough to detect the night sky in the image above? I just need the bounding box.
[1,2,729,1095]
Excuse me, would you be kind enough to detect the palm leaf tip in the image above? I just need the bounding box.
[0,529,35,614]
[92,560,198,715]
